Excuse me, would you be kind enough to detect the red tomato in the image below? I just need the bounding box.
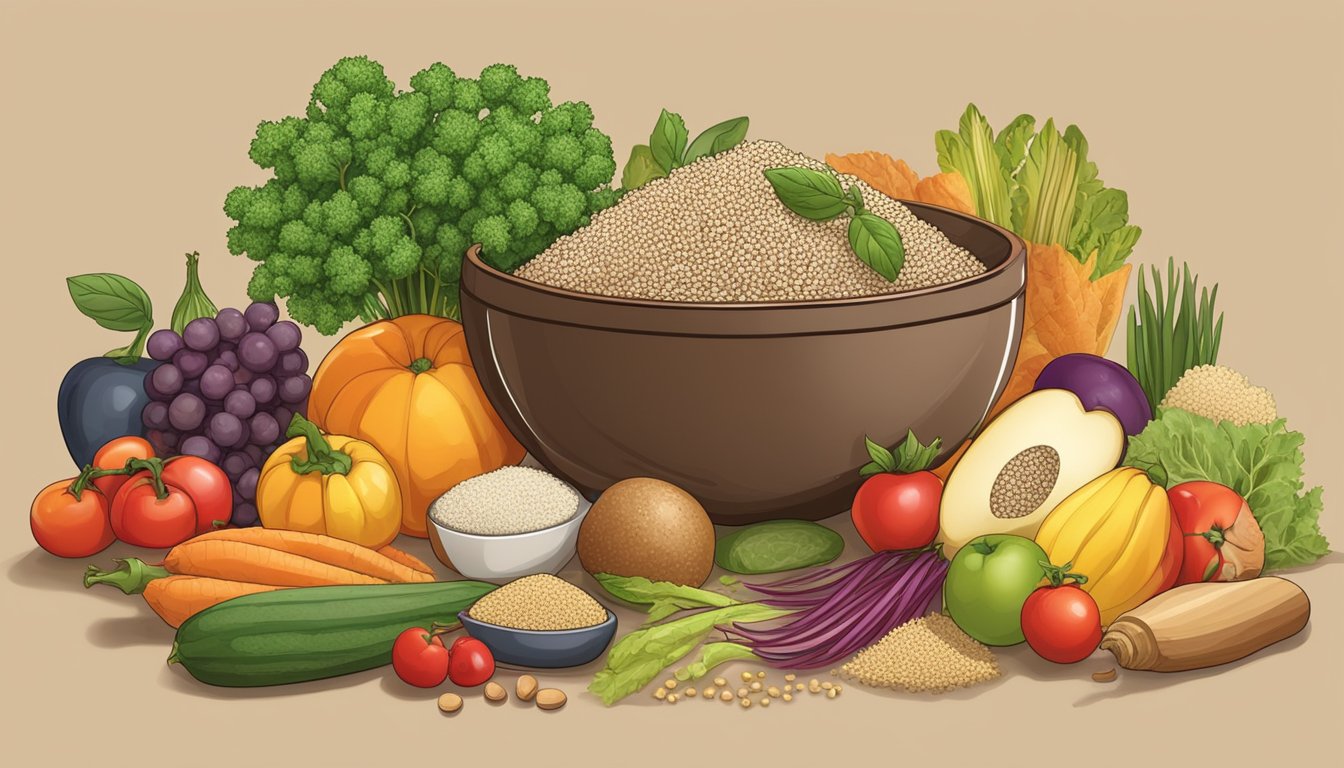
[90,436,155,500]
[110,456,232,548]
[1168,481,1256,585]
[851,471,942,552]
[30,480,115,558]
[392,627,450,688]
[448,636,495,687]
[1021,583,1102,664]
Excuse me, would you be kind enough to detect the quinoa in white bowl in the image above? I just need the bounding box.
[430,465,581,536]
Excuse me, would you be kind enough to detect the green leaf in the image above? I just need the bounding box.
[937,104,1014,228]
[847,213,905,281]
[674,642,758,682]
[1093,224,1141,278]
[67,273,153,333]
[1124,409,1329,572]
[649,109,688,173]
[1015,118,1084,248]
[683,116,749,163]
[846,183,865,213]
[862,435,897,474]
[994,113,1035,177]
[621,144,666,191]
[592,573,737,623]
[763,167,848,220]
[893,429,944,473]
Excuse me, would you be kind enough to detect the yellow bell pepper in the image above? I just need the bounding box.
[256,414,402,549]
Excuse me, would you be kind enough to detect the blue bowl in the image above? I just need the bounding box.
[458,609,618,669]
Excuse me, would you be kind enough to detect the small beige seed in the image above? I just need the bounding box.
[436,693,463,713]
[713,677,728,688]
[784,673,796,682]
[536,688,567,711]
[654,687,667,700]
[796,683,807,692]
[684,687,697,698]
[756,671,766,680]
[827,688,838,699]
[720,690,734,702]
[741,672,753,682]
[737,687,749,698]
[664,679,678,690]
[767,686,781,698]
[821,681,833,690]
[760,697,771,708]
[703,687,716,699]
[667,693,679,704]
[783,693,793,702]
[740,698,752,709]
[516,674,538,702]
[749,681,762,692]
[484,681,507,702]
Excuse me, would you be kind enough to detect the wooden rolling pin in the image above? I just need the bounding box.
[1100,577,1310,672]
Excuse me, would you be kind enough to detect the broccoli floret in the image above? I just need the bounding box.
[224,56,617,333]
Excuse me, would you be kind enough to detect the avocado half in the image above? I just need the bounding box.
[936,389,1125,558]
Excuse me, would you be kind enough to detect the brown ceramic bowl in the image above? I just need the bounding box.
[459,202,1026,525]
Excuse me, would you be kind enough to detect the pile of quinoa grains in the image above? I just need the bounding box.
[840,612,1000,693]
[653,669,844,709]
[429,465,580,536]
[468,574,608,631]
[515,140,986,302]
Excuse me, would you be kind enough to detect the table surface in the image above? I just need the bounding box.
[3,1,1340,765]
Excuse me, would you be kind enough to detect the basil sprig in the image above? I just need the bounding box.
[764,167,906,281]
[622,109,750,190]
[66,273,155,363]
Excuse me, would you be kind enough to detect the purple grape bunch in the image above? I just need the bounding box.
[142,301,310,527]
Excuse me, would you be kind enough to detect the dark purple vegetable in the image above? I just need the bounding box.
[1034,353,1151,437]
[716,548,949,670]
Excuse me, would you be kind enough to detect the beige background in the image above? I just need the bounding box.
[2,0,1340,765]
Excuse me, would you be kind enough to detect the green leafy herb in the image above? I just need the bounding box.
[169,252,218,335]
[588,602,788,706]
[622,110,750,190]
[714,520,845,574]
[764,166,906,282]
[684,117,750,164]
[649,109,689,174]
[66,273,155,362]
[1125,258,1223,412]
[674,642,758,682]
[593,573,736,624]
[935,103,1140,278]
[1125,408,1328,571]
[859,430,943,477]
[718,575,741,587]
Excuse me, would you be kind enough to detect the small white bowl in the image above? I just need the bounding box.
[427,497,591,583]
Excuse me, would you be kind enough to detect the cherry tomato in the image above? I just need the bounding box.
[392,627,450,688]
[1021,581,1102,664]
[90,436,155,500]
[110,456,232,548]
[851,471,943,552]
[30,479,114,558]
[447,636,495,687]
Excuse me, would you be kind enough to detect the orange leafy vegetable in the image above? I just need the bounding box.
[933,244,1131,479]
[825,151,974,215]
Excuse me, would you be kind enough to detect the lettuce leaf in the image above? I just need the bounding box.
[1124,408,1329,571]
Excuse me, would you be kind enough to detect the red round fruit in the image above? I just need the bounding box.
[30,480,115,558]
[850,471,943,552]
[392,627,450,688]
[159,456,232,533]
[90,436,155,500]
[110,479,197,548]
[1021,583,1103,664]
[447,636,495,687]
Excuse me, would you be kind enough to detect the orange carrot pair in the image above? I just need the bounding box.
[85,527,436,627]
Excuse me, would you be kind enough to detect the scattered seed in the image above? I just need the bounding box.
[654,687,667,700]
[784,673,796,682]
[767,686,781,698]
[783,693,793,702]
[839,613,999,694]
[760,697,771,708]
[516,674,539,702]
[1092,668,1118,683]
[720,690,734,702]
[827,687,838,699]
[741,672,754,682]
[684,687,697,698]
[484,682,507,702]
[436,693,463,713]
[749,681,763,692]
[740,698,752,709]
[667,693,679,704]
[737,687,749,698]
[664,679,678,690]
[756,671,767,680]
[536,688,567,711]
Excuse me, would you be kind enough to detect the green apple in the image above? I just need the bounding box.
[944,534,1048,646]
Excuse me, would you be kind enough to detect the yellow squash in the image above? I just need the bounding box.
[257,414,402,549]
[1034,467,1183,625]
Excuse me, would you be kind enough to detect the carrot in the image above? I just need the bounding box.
[163,538,388,587]
[377,544,436,577]
[182,528,435,583]
[142,575,280,628]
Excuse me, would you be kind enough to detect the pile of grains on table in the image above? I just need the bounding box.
[514,140,986,303]
[839,612,1000,693]
[468,574,609,631]
[429,466,580,536]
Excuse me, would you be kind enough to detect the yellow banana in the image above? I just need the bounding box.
[1064,474,1152,584]
[1088,485,1174,624]
[1035,468,1138,554]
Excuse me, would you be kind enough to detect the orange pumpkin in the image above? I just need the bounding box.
[308,315,524,537]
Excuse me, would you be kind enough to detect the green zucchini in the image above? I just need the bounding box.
[169,580,495,687]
